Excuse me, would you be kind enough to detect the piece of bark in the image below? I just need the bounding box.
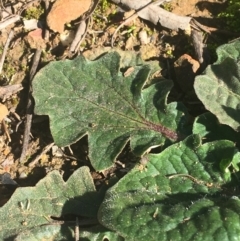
[70,20,87,52]
[111,0,191,31]
[0,15,21,30]
[0,84,23,102]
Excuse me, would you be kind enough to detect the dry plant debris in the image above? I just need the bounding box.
[46,0,92,33]
[0,103,8,121]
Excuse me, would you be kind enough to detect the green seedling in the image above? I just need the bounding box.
[24,6,44,20]
[218,0,240,32]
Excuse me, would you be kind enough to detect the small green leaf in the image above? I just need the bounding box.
[231,152,240,172]
[219,158,233,181]
[32,51,189,170]
[98,135,240,241]
[194,40,240,130]
[0,167,102,240]
[220,158,233,172]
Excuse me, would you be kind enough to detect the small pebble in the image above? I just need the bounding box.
[138,30,150,45]
[19,171,27,179]
[140,156,149,166]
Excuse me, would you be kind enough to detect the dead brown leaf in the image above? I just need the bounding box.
[175,54,200,73]
[47,0,92,33]
[0,104,8,121]
[0,84,23,102]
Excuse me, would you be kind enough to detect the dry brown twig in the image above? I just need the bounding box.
[2,119,11,142]
[28,142,55,167]
[111,0,170,47]
[69,0,100,53]
[0,30,14,74]
[43,0,50,40]
[70,20,87,53]
[0,29,22,141]
[0,0,41,30]
[0,0,12,17]
[19,49,42,163]
[0,15,21,30]
[0,84,23,102]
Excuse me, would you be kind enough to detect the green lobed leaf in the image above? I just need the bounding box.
[32,51,189,171]
[0,167,102,240]
[98,135,240,241]
[194,40,240,130]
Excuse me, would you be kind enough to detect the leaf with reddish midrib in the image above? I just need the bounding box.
[32,51,189,170]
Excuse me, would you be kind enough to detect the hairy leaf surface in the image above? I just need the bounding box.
[98,135,240,241]
[194,40,240,130]
[0,167,102,240]
[33,52,189,170]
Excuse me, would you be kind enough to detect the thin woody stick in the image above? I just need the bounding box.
[111,0,166,47]
[28,142,54,167]
[70,20,87,53]
[19,49,42,163]
[70,0,100,53]
[43,0,50,40]
[0,30,14,74]
[0,0,41,30]
[0,0,12,17]
[2,119,11,142]
[0,15,21,30]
